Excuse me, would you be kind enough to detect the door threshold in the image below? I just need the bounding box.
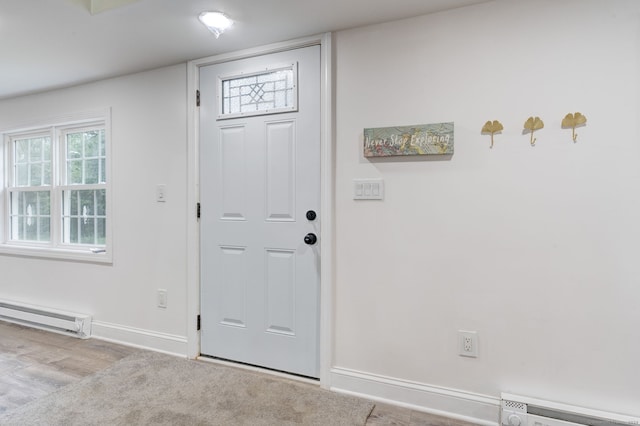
[197,355,320,385]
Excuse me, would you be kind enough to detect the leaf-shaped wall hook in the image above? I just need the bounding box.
[524,116,544,146]
[481,120,504,149]
[561,112,587,143]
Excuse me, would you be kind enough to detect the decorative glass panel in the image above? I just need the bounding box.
[65,129,106,185]
[62,189,107,245]
[13,136,52,187]
[219,64,297,118]
[10,191,51,242]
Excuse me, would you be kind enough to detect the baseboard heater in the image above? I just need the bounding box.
[0,299,91,338]
[501,393,639,426]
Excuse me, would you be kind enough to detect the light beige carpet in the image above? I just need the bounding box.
[0,351,374,425]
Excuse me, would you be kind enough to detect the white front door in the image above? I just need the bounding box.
[199,45,321,378]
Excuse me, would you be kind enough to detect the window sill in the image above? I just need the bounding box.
[0,245,112,264]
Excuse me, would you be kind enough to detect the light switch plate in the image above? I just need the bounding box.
[157,289,168,308]
[353,179,384,200]
[156,184,167,202]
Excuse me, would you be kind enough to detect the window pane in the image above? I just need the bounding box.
[85,159,99,184]
[70,190,79,215]
[96,189,106,215]
[10,191,51,242]
[30,140,42,161]
[67,134,82,158]
[43,138,51,161]
[70,218,79,244]
[100,133,106,157]
[100,159,106,182]
[15,140,28,163]
[68,160,83,184]
[39,218,51,241]
[43,162,51,185]
[80,218,95,245]
[29,164,42,186]
[97,218,106,245]
[25,219,38,240]
[84,130,104,157]
[16,164,28,186]
[40,191,51,215]
[38,137,51,185]
[79,190,93,211]
[85,131,99,157]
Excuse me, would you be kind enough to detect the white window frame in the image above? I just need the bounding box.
[0,110,112,263]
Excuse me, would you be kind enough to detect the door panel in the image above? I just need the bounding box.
[265,120,296,221]
[265,248,296,335]
[200,45,320,378]
[218,246,247,328]
[219,125,247,220]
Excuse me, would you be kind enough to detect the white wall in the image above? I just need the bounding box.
[333,0,640,418]
[0,64,189,353]
[1,0,639,421]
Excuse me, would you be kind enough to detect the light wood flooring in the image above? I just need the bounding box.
[0,320,478,425]
[0,320,139,414]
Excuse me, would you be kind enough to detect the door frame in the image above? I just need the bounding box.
[186,33,333,387]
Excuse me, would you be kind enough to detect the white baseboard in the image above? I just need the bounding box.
[91,321,188,357]
[330,367,500,425]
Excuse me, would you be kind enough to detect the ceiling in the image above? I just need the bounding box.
[0,0,491,100]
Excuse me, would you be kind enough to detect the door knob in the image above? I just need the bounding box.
[306,210,317,221]
[304,233,317,245]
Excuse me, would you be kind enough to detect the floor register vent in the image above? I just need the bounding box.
[0,299,91,338]
[501,394,639,426]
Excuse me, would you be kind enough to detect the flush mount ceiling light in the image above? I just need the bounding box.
[198,11,233,38]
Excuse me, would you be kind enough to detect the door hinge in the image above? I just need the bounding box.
[197,314,201,331]
[197,202,201,219]
[196,90,200,107]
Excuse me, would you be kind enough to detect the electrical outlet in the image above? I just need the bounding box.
[157,289,168,308]
[459,330,478,358]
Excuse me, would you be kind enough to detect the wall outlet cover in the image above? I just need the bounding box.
[458,330,478,358]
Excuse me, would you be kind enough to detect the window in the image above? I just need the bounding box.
[1,115,110,262]
[218,63,298,119]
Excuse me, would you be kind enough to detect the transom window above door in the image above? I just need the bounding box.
[217,63,298,119]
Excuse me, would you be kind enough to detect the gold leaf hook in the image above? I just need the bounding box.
[562,112,587,143]
[481,120,504,149]
[524,116,544,146]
